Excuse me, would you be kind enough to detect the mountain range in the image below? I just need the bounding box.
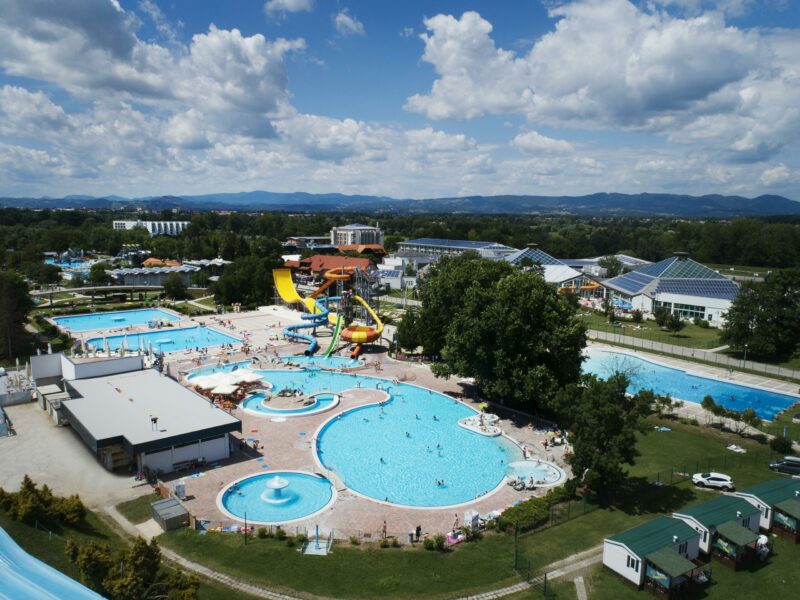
[1,191,799,217]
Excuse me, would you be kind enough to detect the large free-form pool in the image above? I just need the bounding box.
[53,308,178,332]
[582,350,799,420]
[88,326,240,353]
[252,369,522,507]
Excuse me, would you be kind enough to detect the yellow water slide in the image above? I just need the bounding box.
[341,294,384,344]
[273,268,305,304]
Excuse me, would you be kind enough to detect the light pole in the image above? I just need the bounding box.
[743,343,748,367]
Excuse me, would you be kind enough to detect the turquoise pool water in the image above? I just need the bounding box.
[280,355,361,369]
[53,309,178,332]
[242,392,339,416]
[220,472,334,524]
[88,326,240,353]
[234,369,521,507]
[583,350,799,420]
[506,461,564,486]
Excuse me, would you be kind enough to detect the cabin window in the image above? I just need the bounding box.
[626,556,640,572]
[678,541,688,555]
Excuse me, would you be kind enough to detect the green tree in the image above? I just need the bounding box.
[598,255,624,277]
[432,270,586,412]
[162,272,188,300]
[567,373,650,497]
[395,308,421,351]
[721,270,800,360]
[664,313,685,333]
[653,306,670,327]
[401,252,515,356]
[213,255,280,306]
[0,271,34,360]
[88,261,113,286]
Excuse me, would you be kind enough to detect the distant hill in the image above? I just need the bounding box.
[1,191,798,217]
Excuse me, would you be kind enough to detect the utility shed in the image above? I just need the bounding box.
[151,498,189,531]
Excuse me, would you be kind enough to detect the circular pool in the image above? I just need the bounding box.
[218,471,335,524]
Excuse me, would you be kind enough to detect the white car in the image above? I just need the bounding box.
[692,472,735,491]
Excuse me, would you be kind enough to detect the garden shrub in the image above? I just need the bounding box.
[422,537,435,551]
[379,538,390,548]
[770,436,795,454]
[349,535,360,546]
[433,533,446,551]
[296,533,307,544]
[275,527,286,541]
[391,537,400,547]
[257,527,267,539]
[0,476,86,527]
[496,485,575,533]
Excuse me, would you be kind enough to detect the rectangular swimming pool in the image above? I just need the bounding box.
[52,309,179,332]
[87,326,241,353]
[583,349,799,420]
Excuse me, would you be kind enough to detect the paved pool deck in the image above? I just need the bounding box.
[161,338,570,539]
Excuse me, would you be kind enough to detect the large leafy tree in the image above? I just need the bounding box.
[0,270,34,360]
[721,269,800,360]
[396,252,515,356]
[432,270,586,412]
[162,272,188,300]
[567,373,650,497]
[213,255,281,306]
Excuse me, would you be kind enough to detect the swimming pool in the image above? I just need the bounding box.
[219,471,335,524]
[242,392,340,417]
[53,309,179,332]
[280,355,362,369]
[583,349,799,420]
[506,460,565,487]
[88,326,241,353]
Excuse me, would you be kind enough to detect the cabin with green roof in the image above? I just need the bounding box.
[602,251,740,325]
[603,516,710,597]
[735,477,800,542]
[673,495,760,570]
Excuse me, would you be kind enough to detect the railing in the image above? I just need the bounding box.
[588,328,800,383]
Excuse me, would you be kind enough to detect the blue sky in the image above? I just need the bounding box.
[0,0,798,200]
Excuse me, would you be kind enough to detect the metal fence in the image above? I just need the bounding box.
[589,328,800,383]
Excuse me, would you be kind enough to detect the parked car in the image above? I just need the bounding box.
[769,456,800,475]
[692,472,735,491]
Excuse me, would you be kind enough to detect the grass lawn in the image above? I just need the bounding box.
[116,493,161,525]
[584,535,800,599]
[0,508,128,582]
[514,418,779,572]
[160,529,521,599]
[581,311,722,349]
[763,402,800,444]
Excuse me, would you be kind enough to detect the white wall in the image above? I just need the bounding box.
[66,355,144,380]
[735,494,773,530]
[602,542,642,586]
[654,292,732,325]
[140,434,229,474]
[30,353,62,381]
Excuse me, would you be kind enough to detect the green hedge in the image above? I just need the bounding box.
[497,485,575,533]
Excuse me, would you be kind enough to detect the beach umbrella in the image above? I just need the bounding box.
[123,334,128,353]
[47,343,52,354]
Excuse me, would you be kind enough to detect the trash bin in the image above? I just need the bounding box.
[408,531,414,544]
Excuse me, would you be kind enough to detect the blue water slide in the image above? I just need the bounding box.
[0,526,104,600]
[283,296,338,355]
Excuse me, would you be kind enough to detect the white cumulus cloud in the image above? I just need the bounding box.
[264,0,313,15]
[334,10,365,37]
[512,131,573,154]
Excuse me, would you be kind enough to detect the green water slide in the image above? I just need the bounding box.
[324,314,344,358]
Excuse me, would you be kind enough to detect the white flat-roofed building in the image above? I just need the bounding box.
[396,238,517,260]
[113,220,190,237]
[330,223,384,246]
[60,367,240,474]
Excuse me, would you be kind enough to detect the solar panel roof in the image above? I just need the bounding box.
[605,271,655,294]
[656,279,740,300]
[506,247,564,266]
[636,256,725,280]
[378,270,402,278]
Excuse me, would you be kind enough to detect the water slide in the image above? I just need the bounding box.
[341,295,384,344]
[273,268,330,354]
[0,526,103,600]
[323,314,344,358]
